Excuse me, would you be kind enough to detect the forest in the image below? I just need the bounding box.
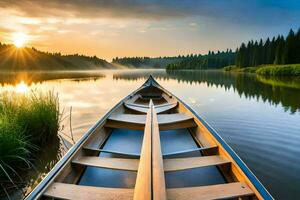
[112,56,184,68]
[166,50,235,70]
[236,28,300,67]
[0,43,113,70]
[166,27,300,74]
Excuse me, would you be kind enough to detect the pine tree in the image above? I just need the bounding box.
[274,36,285,64]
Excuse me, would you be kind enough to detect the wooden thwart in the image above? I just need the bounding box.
[44,182,134,200]
[83,146,140,157]
[163,146,218,157]
[72,156,139,171]
[164,155,229,172]
[125,103,178,114]
[167,182,254,200]
[105,113,196,130]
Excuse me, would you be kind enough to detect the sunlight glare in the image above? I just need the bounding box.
[16,81,29,93]
[12,32,28,48]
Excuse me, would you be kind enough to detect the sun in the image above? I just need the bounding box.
[12,32,28,48]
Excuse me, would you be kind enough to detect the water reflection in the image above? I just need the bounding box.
[0,71,105,86]
[0,69,299,199]
[114,70,300,113]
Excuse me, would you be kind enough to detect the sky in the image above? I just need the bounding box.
[0,0,299,60]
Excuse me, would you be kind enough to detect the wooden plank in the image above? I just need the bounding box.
[124,102,177,114]
[167,182,254,200]
[158,113,194,124]
[155,102,177,108]
[108,114,146,124]
[105,113,196,130]
[158,114,197,130]
[155,103,177,114]
[164,155,230,172]
[151,103,167,200]
[124,103,148,113]
[163,146,218,157]
[125,94,142,105]
[44,182,133,200]
[133,101,153,200]
[83,146,140,157]
[72,156,139,171]
[105,114,146,130]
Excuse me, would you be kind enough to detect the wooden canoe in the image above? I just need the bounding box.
[26,75,273,200]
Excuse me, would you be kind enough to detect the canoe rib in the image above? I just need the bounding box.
[167,182,254,200]
[164,155,230,172]
[72,157,139,171]
[44,182,133,200]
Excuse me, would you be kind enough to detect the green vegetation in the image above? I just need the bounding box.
[166,50,235,70]
[0,91,60,184]
[223,65,239,71]
[223,65,259,73]
[112,56,184,68]
[256,64,300,76]
[224,64,300,76]
[0,43,115,70]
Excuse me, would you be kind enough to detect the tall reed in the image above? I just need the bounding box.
[0,91,60,184]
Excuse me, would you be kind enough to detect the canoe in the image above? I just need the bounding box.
[26,75,273,200]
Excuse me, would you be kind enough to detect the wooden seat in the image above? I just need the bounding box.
[72,156,139,171]
[164,155,229,172]
[124,102,177,114]
[124,103,149,113]
[105,114,146,129]
[157,114,197,130]
[105,113,196,130]
[44,182,134,200]
[167,182,254,200]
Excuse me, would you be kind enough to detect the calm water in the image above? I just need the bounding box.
[0,69,299,199]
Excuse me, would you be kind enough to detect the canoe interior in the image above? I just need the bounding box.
[26,76,273,200]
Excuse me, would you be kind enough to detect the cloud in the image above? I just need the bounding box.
[0,0,298,26]
[0,0,192,20]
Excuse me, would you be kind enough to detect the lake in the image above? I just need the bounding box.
[0,69,299,199]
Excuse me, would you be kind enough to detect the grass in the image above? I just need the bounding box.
[224,64,300,76]
[0,91,60,185]
[256,64,300,76]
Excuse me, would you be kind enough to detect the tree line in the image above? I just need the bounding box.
[0,43,113,70]
[112,56,184,68]
[236,28,300,67]
[166,50,235,70]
